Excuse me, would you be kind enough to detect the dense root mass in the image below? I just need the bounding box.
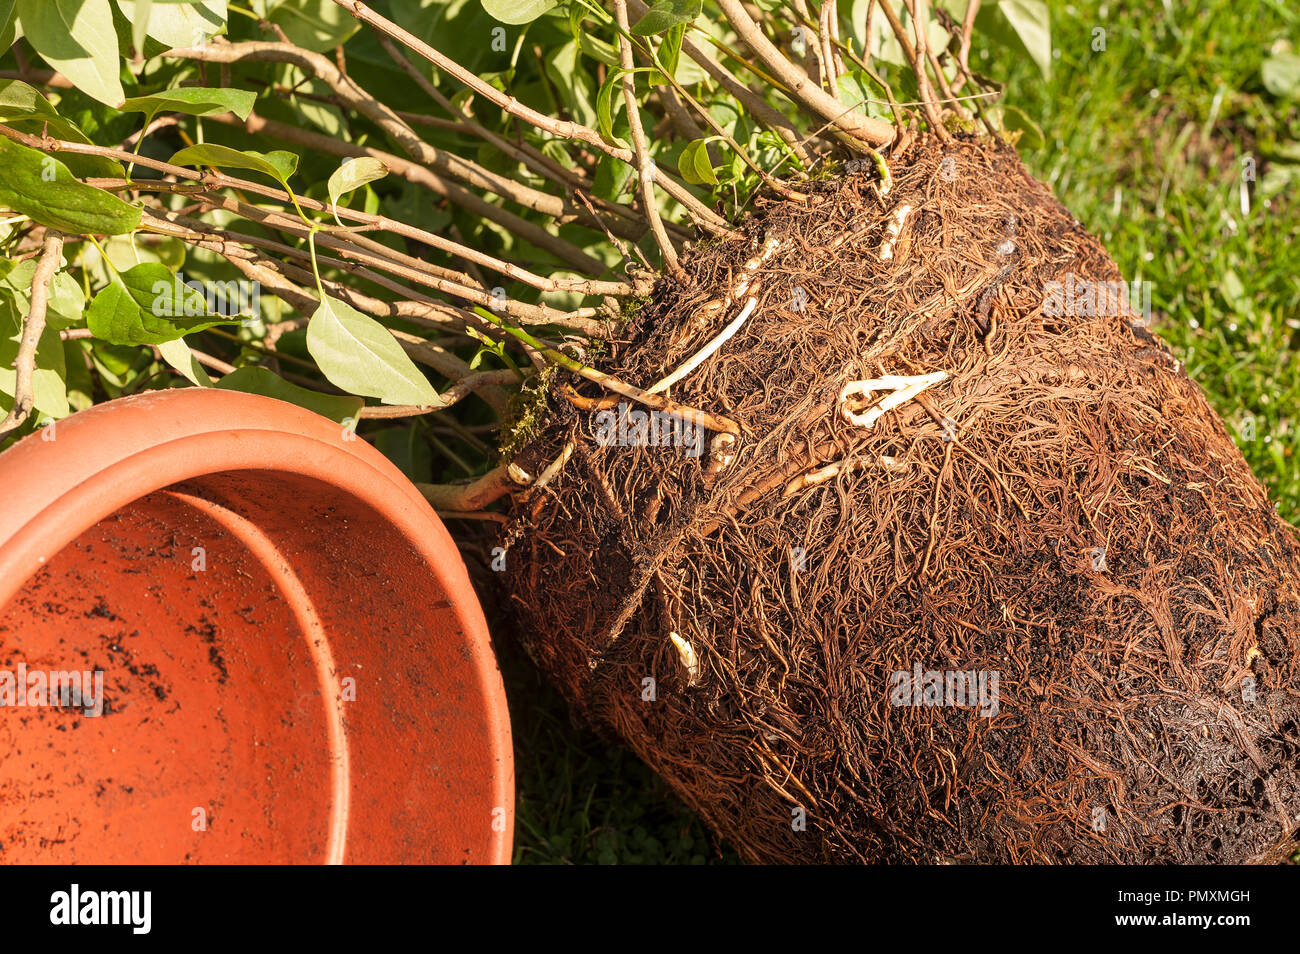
[503,138,1300,863]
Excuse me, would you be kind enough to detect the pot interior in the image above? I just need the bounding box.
[0,470,505,863]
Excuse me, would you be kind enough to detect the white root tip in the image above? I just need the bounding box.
[704,432,737,478]
[878,204,914,262]
[783,455,910,498]
[839,371,947,429]
[668,632,700,687]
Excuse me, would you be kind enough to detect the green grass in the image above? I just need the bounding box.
[502,652,730,864]
[504,0,1300,863]
[1013,0,1300,516]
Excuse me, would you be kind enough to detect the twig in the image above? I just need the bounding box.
[818,0,844,97]
[331,0,737,237]
[6,120,628,295]
[222,111,613,275]
[876,0,946,135]
[626,0,811,162]
[188,348,237,376]
[792,0,828,91]
[0,231,63,440]
[375,34,644,228]
[150,202,606,334]
[417,462,533,511]
[164,39,642,240]
[951,0,980,94]
[628,29,809,200]
[714,0,894,145]
[437,510,508,524]
[902,0,955,133]
[614,0,685,280]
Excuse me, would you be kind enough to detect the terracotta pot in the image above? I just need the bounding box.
[0,389,512,864]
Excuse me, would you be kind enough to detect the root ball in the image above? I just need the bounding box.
[504,138,1300,864]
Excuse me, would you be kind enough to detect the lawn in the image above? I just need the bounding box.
[503,0,1300,863]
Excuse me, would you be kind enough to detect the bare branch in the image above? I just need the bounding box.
[614,0,686,280]
[902,0,955,133]
[187,348,237,376]
[374,33,644,226]
[2,120,627,291]
[358,370,521,419]
[819,0,845,95]
[331,0,738,237]
[417,462,533,511]
[715,0,895,145]
[791,0,829,91]
[626,0,811,162]
[165,39,649,240]
[0,231,63,441]
[222,111,613,274]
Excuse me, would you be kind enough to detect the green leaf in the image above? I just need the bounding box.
[481,0,559,25]
[0,0,18,53]
[0,260,85,330]
[131,0,153,55]
[86,263,241,345]
[120,86,257,121]
[215,365,364,425]
[0,80,125,178]
[17,0,125,107]
[596,67,625,145]
[464,324,508,371]
[157,336,212,387]
[1000,104,1045,150]
[306,295,442,407]
[117,0,226,49]
[0,297,69,418]
[263,0,358,52]
[168,143,298,191]
[88,339,143,389]
[576,31,621,69]
[1262,52,1300,99]
[659,22,685,76]
[596,67,661,145]
[630,0,701,35]
[63,339,94,412]
[546,39,599,130]
[327,157,388,215]
[0,137,140,235]
[593,153,635,203]
[266,0,358,53]
[977,0,1051,80]
[282,78,346,136]
[836,70,893,121]
[0,78,60,122]
[679,137,718,186]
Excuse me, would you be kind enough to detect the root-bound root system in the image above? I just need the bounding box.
[503,137,1300,864]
